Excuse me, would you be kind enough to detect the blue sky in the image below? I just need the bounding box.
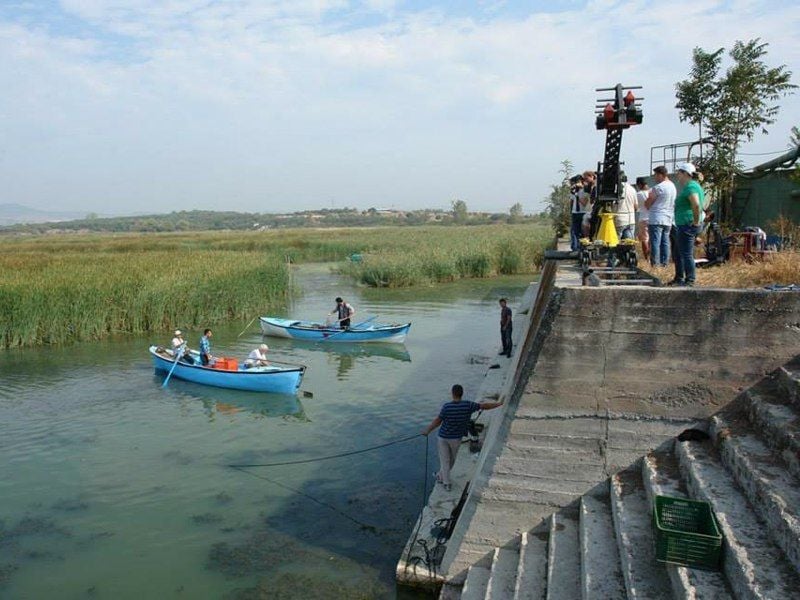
[1,0,798,215]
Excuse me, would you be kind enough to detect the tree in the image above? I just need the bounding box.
[451,199,468,224]
[791,126,800,184]
[508,202,524,223]
[675,39,796,223]
[545,160,573,235]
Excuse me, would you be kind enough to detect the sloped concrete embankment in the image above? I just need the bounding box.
[402,258,800,597]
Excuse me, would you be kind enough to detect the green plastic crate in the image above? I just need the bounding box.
[654,495,722,570]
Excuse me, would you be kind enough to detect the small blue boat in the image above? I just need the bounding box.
[149,346,305,394]
[260,317,411,344]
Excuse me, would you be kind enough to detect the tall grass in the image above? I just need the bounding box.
[341,225,552,287]
[0,224,552,347]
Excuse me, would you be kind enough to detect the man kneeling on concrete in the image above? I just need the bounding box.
[422,384,504,491]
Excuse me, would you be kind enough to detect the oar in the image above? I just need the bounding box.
[236,316,258,338]
[162,343,185,387]
[321,315,378,342]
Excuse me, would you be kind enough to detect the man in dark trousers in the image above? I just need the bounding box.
[499,298,512,357]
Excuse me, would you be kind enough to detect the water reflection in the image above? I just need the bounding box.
[158,378,305,419]
[266,339,412,363]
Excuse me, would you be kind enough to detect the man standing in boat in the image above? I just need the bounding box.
[330,297,355,329]
[199,328,213,366]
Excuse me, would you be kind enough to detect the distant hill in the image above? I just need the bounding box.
[0,208,544,235]
[0,203,87,226]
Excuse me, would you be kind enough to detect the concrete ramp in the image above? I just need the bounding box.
[397,256,800,598]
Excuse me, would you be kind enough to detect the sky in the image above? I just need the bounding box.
[1,0,799,216]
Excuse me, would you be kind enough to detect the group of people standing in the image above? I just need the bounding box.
[640,163,707,286]
[571,162,707,287]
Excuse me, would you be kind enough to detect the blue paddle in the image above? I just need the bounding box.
[321,315,378,341]
[162,343,185,387]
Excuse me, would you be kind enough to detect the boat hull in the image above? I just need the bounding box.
[149,346,304,394]
[259,317,410,343]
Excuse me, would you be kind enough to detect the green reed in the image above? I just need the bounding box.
[0,225,552,347]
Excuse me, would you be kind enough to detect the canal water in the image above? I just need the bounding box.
[0,265,532,599]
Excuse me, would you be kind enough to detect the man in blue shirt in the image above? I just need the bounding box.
[199,328,213,366]
[422,384,504,491]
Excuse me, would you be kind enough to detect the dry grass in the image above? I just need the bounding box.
[639,250,800,288]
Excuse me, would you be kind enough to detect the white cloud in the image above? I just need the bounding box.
[0,0,798,214]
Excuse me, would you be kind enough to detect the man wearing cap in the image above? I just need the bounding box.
[245,344,270,367]
[171,330,194,364]
[644,165,677,267]
[672,163,705,286]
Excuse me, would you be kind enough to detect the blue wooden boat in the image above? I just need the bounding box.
[259,317,411,344]
[149,346,305,394]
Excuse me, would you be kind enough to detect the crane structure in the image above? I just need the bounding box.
[579,83,644,269]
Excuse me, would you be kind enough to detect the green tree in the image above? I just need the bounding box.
[451,199,468,224]
[676,39,796,223]
[545,160,573,235]
[791,126,800,184]
[508,202,524,223]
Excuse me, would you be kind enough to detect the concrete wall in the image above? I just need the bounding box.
[437,262,800,586]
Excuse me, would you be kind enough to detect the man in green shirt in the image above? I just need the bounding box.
[671,163,705,286]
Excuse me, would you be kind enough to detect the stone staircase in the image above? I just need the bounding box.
[449,360,800,599]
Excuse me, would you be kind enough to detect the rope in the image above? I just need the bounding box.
[403,433,430,575]
[227,433,422,468]
[230,466,384,533]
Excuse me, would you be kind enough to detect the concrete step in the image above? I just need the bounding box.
[710,412,800,573]
[495,453,606,477]
[641,452,733,599]
[503,444,606,465]
[485,474,604,502]
[514,530,548,600]
[677,440,800,599]
[744,388,800,480]
[610,468,672,600]
[486,545,520,600]
[507,431,602,452]
[545,511,581,600]
[579,495,626,600]
[462,564,492,600]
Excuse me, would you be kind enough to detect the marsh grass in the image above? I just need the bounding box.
[0,225,552,347]
[639,250,800,288]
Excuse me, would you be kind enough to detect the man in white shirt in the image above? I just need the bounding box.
[170,329,193,364]
[634,177,650,260]
[245,344,270,367]
[614,177,637,240]
[644,166,677,267]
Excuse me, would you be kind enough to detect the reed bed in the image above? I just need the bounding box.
[341,225,552,287]
[0,225,552,347]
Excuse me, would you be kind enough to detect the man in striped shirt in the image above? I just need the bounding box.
[422,384,504,491]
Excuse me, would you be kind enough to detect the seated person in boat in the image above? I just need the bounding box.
[199,329,213,366]
[329,297,355,329]
[245,344,270,368]
[171,329,194,364]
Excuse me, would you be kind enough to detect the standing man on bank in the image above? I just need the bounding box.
[499,298,513,357]
[422,384,504,491]
[644,165,677,267]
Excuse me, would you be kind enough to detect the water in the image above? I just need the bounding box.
[0,265,532,599]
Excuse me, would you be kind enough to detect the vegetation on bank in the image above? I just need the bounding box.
[1,206,547,235]
[0,224,551,347]
[641,251,800,288]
